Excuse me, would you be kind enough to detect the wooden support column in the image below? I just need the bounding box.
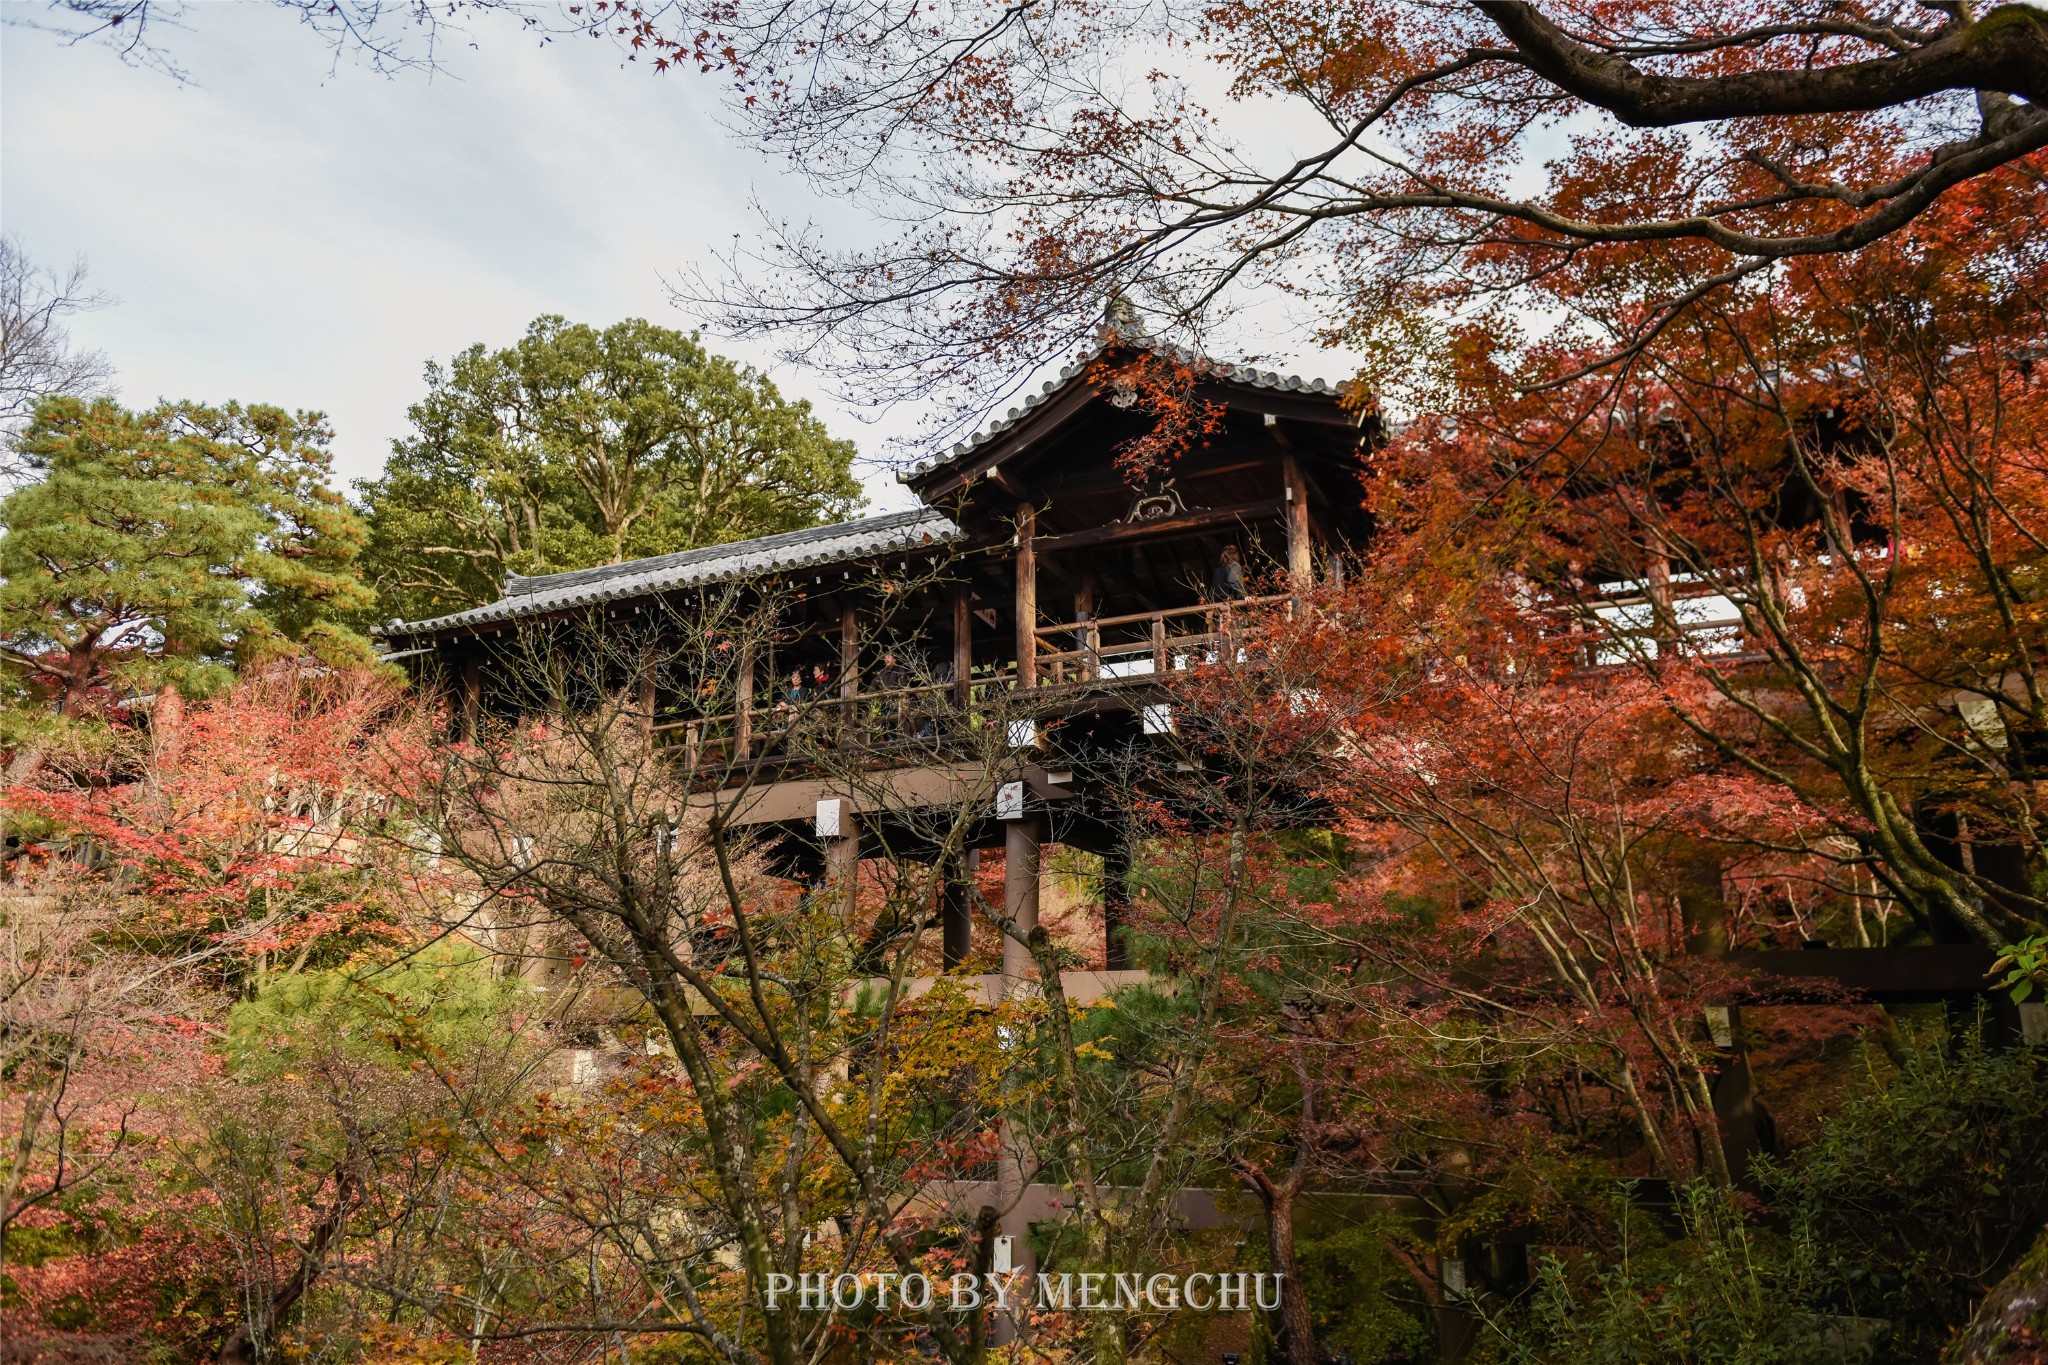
[825,825,860,922]
[1101,844,1132,971]
[1647,554,1675,648]
[1002,817,1041,990]
[952,584,973,706]
[1075,581,1097,681]
[735,636,755,757]
[637,647,657,738]
[941,848,976,969]
[1282,452,1312,587]
[1707,1004,1768,1187]
[1015,502,1038,689]
[996,814,1043,1342]
[459,656,482,742]
[840,600,859,725]
[994,1112,1038,1343]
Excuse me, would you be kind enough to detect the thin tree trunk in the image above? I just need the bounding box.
[1234,1161,1319,1365]
[218,1167,359,1365]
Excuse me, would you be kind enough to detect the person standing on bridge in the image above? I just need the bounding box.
[1208,544,1245,602]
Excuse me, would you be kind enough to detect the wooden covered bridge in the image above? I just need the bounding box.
[377,341,2032,1354]
[380,342,1375,976]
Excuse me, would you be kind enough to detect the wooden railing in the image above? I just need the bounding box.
[648,597,1298,765]
[1554,584,1749,668]
[652,675,1018,766]
[1031,594,1297,685]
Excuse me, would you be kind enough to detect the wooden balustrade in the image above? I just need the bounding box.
[1030,593,1296,685]
[644,595,1300,762]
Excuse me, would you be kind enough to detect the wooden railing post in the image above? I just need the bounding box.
[1151,613,1166,673]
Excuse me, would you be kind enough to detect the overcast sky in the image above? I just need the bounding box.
[1,3,1348,511]
[0,3,941,507]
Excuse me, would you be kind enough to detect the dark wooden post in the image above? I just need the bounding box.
[952,584,973,706]
[826,826,860,921]
[637,646,657,739]
[1003,817,1041,987]
[1101,844,1131,970]
[1707,1004,1768,1186]
[1015,502,1038,689]
[1075,581,1097,680]
[995,813,1043,1335]
[459,656,482,742]
[942,848,976,969]
[1282,451,1313,587]
[840,600,859,726]
[735,635,755,757]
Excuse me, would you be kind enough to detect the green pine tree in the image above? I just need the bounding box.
[354,315,863,623]
[0,396,374,716]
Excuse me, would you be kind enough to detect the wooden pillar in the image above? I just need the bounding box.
[1647,554,1675,649]
[1707,1004,1768,1186]
[840,600,859,724]
[1282,452,1312,587]
[942,848,976,969]
[1101,844,1131,971]
[994,1112,1037,1343]
[996,815,1042,1343]
[735,636,755,757]
[952,584,973,706]
[1002,818,1041,989]
[637,647,657,738]
[1075,581,1097,681]
[825,826,860,921]
[459,656,482,741]
[1015,502,1038,689]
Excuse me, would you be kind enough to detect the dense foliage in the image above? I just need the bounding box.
[0,398,374,717]
[354,315,863,623]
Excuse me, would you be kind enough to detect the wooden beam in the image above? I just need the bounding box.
[1033,456,1287,504]
[1038,495,1287,555]
[1726,946,1997,1003]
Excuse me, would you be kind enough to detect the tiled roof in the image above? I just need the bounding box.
[380,507,963,638]
[897,337,1347,483]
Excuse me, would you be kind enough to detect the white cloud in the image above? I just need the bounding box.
[0,2,923,506]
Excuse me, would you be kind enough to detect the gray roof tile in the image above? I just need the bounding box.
[381,506,962,638]
[896,339,1345,483]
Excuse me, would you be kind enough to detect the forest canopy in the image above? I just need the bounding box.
[353,315,863,624]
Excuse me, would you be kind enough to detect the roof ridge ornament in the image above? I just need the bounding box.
[1102,292,1148,342]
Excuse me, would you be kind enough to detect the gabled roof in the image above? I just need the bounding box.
[897,337,1351,486]
[382,506,963,639]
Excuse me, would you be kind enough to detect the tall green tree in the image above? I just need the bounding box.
[355,316,863,623]
[0,397,374,716]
